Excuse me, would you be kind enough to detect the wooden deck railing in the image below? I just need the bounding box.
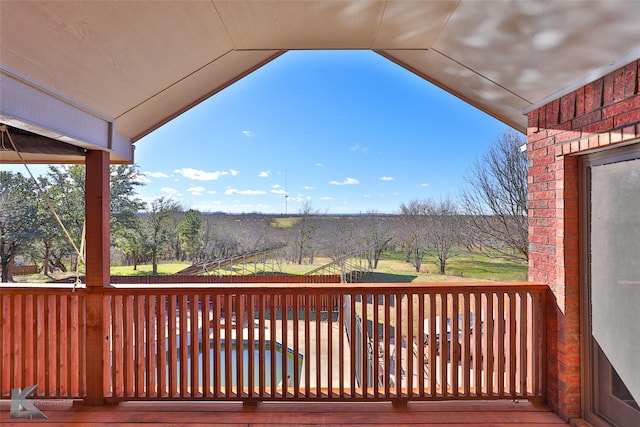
[1,286,86,398]
[1,282,546,403]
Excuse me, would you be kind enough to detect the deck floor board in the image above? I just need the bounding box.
[1,400,568,426]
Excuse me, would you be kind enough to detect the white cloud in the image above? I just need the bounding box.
[206,190,217,195]
[329,177,360,185]
[145,171,169,178]
[302,186,315,190]
[363,194,371,198]
[187,186,206,196]
[230,169,239,176]
[271,189,287,195]
[380,176,394,181]
[315,163,324,167]
[242,130,256,137]
[272,184,282,189]
[349,144,368,152]
[174,168,228,181]
[419,183,429,187]
[224,188,267,196]
[321,196,334,200]
[135,174,151,184]
[161,187,180,196]
[259,171,271,178]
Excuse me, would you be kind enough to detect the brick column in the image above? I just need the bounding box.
[527,60,640,420]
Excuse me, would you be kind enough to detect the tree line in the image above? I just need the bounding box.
[1,130,527,281]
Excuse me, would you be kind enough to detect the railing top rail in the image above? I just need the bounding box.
[1,281,548,295]
[0,282,83,295]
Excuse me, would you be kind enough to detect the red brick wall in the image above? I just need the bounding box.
[527,60,640,420]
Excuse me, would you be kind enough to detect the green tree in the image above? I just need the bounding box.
[145,197,182,275]
[38,164,146,272]
[41,166,86,272]
[110,165,146,234]
[178,209,204,261]
[0,172,41,282]
[112,216,149,270]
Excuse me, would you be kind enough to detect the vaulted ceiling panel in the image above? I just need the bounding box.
[372,0,458,49]
[430,0,640,108]
[213,0,385,49]
[379,49,530,131]
[117,50,285,141]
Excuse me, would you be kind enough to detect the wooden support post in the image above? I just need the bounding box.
[85,150,110,287]
[84,150,110,405]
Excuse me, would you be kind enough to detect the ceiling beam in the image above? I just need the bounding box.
[0,66,132,163]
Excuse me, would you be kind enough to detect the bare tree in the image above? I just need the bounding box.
[427,198,463,275]
[292,201,319,264]
[322,217,359,261]
[360,211,392,269]
[460,129,528,261]
[398,199,432,273]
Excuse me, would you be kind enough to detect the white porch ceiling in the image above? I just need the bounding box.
[1,0,639,163]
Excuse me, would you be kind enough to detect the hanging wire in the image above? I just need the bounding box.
[1,125,85,290]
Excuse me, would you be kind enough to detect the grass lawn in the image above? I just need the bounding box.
[375,250,527,282]
[110,263,191,276]
[12,249,526,283]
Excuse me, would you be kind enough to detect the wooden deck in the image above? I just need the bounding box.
[1,400,568,426]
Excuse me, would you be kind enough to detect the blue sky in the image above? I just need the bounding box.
[6,50,511,214]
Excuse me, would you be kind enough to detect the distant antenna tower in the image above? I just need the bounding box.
[285,169,289,215]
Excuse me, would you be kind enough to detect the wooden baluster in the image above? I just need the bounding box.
[508,292,517,397]
[212,295,221,398]
[248,293,256,398]
[167,295,177,397]
[224,294,232,398]
[373,292,380,398]
[136,295,146,397]
[269,294,277,397]
[190,294,200,397]
[473,292,482,396]
[304,294,311,398]
[462,292,471,396]
[293,294,300,398]
[146,294,156,398]
[428,293,437,397]
[349,293,356,398]
[417,293,425,398]
[157,294,167,398]
[497,292,505,397]
[451,293,459,397]
[258,294,266,399]
[315,293,322,399]
[327,295,338,398]
[281,294,287,398]
[360,293,369,398]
